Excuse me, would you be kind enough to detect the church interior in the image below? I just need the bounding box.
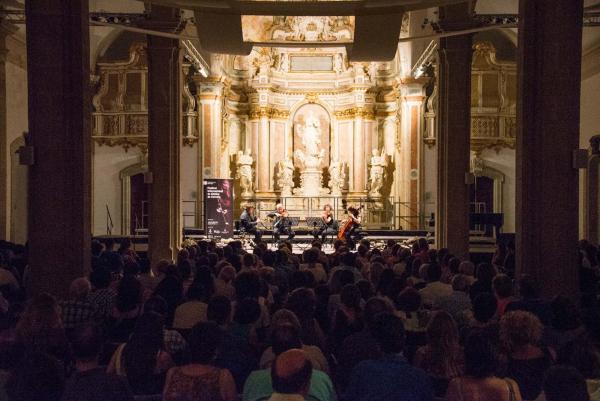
[0,1,599,400]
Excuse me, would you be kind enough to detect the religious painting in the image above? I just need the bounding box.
[292,104,331,170]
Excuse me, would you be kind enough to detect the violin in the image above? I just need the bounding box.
[337,205,364,240]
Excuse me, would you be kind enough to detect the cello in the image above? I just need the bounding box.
[337,205,364,240]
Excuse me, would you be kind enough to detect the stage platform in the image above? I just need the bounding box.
[93,230,508,263]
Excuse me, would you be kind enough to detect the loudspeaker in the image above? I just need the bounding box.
[573,149,589,169]
[17,146,34,166]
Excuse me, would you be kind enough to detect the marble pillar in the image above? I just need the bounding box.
[516,0,583,298]
[353,113,365,193]
[25,0,91,297]
[435,5,473,260]
[196,79,224,179]
[258,108,270,193]
[145,6,182,266]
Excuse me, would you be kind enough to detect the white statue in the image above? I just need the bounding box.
[334,53,344,74]
[279,53,290,73]
[236,149,254,199]
[276,157,295,197]
[293,112,328,196]
[328,159,345,196]
[368,149,387,198]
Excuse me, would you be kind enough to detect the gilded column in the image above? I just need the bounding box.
[516,0,583,298]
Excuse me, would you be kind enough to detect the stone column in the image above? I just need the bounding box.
[258,110,271,193]
[401,80,427,230]
[145,6,182,266]
[435,5,473,260]
[516,0,583,298]
[0,23,17,241]
[352,112,364,194]
[25,0,91,297]
[196,78,224,179]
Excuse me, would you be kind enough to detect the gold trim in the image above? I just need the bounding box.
[248,107,290,120]
[334,107,375,120]
[92,135,147,151]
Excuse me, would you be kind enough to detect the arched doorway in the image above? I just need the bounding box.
[120,163,148,235]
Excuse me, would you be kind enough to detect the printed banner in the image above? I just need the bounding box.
[203,179,234,239]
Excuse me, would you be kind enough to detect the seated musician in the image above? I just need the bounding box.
[240,204,262,242]
[271,203,295,241]
[313,204,338,242]
[339,205,363,248]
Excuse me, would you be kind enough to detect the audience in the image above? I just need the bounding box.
[0,236,595,400]
[163,321,237,401]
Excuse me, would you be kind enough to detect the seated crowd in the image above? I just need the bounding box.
[0,237,597,401]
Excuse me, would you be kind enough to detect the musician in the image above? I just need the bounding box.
[339,205,363,248]
[240,204,262,242]
[313,204,338,242]
[270,203,295,241]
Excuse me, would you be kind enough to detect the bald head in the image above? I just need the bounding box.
[271,349,312,396]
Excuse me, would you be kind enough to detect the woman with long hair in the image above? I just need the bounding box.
[107,311,174,395]
[163,322,236,401]
[446,330,522,401]
[414,311,465,396]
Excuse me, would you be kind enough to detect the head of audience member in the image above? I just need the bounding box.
[356,279,375,301]
[464,330,498,378]
[516,274,539,299]
[271,309,302,334]
[363,297,395,329]
[397,288,422,316]
[91,240,104,257]
[70,323,104,370]
[271,349,313,397]
[341,284,362,312]
[286,288,316,322]
[271,323,303,355]
[543,366,590,401]
[370,313,405,355]
[122,312,166,391]
[550,295,582,331]
[500,310,543,353]
[425,262,442,283]
[427,311,460,355]
[207,296,232,327]
[16,293,63,343]
[340,252,356,268]
[153,274,183,316]
[188,321,223,365]
[459,261,475,277]
[243,253,257,270]
[190,266,214,302]
[492,274,513,300]
[476,263,496,283]
[218,264,236,284]
[233,297,261,326]
[303,248,319,265]
[451,274,470,293]
[90,266,111,290]
[6,351,65,401]
[417,238,429,253]
[369,262,385,287]
[448,257,460,276]
[235,271,262,300]
[69,277,91,301]
[472,292,498,324]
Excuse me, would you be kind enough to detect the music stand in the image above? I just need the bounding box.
[305,217,322,228]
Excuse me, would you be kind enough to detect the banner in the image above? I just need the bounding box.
[203,179,234,239]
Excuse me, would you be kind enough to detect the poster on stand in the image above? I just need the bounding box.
[203,179,234,239]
